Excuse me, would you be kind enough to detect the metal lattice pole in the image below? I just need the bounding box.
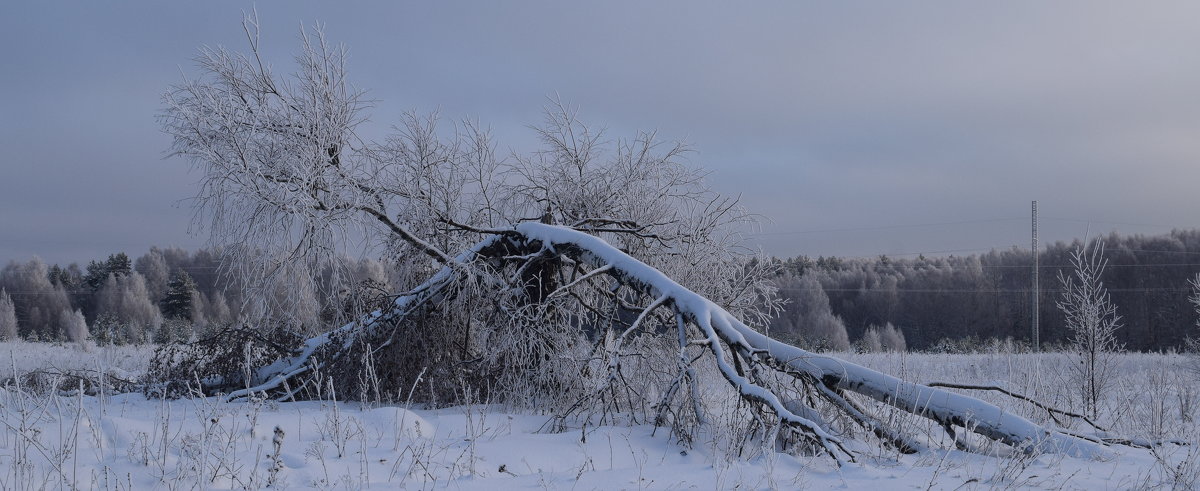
[1032,200,1039,351]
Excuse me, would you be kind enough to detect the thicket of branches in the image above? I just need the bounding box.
[155,13,776,406]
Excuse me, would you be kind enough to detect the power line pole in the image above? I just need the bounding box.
[1032,200,1039,351]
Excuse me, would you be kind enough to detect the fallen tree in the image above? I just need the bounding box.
[162,222,1109,463]
[155,14,1112,464]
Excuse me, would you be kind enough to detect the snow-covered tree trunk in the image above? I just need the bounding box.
[514,224,1102,456]
[213,225,1104,461]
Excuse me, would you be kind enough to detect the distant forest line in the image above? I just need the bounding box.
[1,229,1198,352]
[768,229,1200,352]
[0,247,391,345]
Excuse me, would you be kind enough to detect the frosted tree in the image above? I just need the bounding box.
[879,322,907,352]
[264,265,322,334]
[199,291,233,329]
[135,249,171,302]
[187,291,208,330]
[0,289,17,340]
[1056,239,1123,419]
[860,323,906,353]
[774,274,850,350]
[156,15,1119,462]
[96,272,163,344]
[1192,273,1200,318]
[61,308,88,343]
[1185,273,1200,358]
[92,313,121,346]
[0,258,72,339]
[860,327,883,352]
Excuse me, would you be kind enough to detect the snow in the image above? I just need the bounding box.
[0,343,1189,489]
[512,223,1104,457]
[9,222,1185,488]
[0,391,1174,490]
[0,340,153,382]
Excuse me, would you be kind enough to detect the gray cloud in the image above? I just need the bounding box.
[2,1,1198,264]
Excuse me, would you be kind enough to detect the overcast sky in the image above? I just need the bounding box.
[3,1,1199,265]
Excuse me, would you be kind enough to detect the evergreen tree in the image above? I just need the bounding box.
[155,318,192,344]
[106,253,132,278]
[0,289,17,340]
[92,312,120,345]
[47,264,84,291]
[51,263,84,290]
[84,260,109,291]
[48,264,67,287]
[162,271,198,321]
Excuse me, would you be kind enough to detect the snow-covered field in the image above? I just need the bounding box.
[0,342,153,383]
[1,342,1195,489]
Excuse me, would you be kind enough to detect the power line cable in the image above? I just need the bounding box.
[751,217,1027,236]
[1039,216,1189,229]
[778,287,1196,294]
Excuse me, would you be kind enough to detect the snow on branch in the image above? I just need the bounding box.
[512,223,1107,458]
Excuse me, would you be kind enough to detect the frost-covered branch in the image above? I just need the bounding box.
[926,381,1110,433]
[511,223,1106,457]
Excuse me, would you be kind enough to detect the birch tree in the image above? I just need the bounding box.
[1056,240,1123,419]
